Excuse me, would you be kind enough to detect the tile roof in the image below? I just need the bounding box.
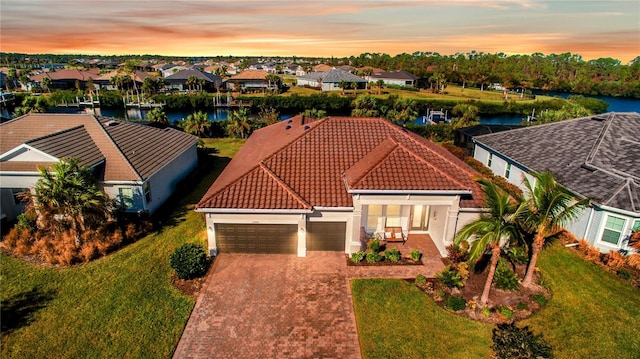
[227,70,269,80]
[474,112,640,212]
[198,116,484,211]
[0,113,197,181]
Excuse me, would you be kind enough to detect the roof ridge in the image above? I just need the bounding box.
[90,115,143,181]
[261,117,327,164]
[393,139,472,190]
[348,137,399,188]
[585,112,615,165]
[259,163,312,209]
[197,165,262,207]
[25,125,85,144]
[384,120,479,180]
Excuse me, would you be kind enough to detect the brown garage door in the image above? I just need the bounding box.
[307,222,346,251]
[215,224,297,254]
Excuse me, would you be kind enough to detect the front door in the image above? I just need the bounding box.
[410,205,430,231]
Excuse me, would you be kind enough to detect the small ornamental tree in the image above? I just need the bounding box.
[170,243,208,280]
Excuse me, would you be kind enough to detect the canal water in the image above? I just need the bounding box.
[98,93,640,126]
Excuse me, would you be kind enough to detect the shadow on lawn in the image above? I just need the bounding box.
[1,286,56,335]
[152,151,232,232]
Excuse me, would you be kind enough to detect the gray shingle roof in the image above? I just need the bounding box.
[298,69,366,83]
[165,69,221,83]
[474,112,640,212]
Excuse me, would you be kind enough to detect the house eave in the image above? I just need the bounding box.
[347,189,472,195]
[194,208,313,214]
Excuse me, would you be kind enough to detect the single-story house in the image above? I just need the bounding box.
[296,69,367,91]
[224,70,274,90]
[164,69,222,91]
[473,112,640,253]
[29,69,101,91]
[367,70,418,87]
[196,116,485,257]
[0,113,198,222]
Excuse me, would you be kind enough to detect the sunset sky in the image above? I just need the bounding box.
[1,0,639,63]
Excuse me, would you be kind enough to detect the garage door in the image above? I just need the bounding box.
[307,222,346,251]
[215,224,297,254]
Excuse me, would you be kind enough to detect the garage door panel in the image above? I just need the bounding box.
[216,224,297,254]
[307,222,346,251]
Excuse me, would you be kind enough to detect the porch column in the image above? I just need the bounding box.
[297,214,307,257]
[207,214,218,256]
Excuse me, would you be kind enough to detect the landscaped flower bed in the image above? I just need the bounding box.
[346,238,423,266]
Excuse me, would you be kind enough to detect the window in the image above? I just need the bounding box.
[143,182,151,203]
[385,205,402,227]
[505,163,512,179]
[632,220,640,232]
[601,215,626,245]
[366,205,382,231]
[118,187,134,209]
[487,153,493,167]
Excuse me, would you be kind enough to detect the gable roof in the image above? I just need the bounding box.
[227,70,269,81]
[0,113,198,181]
[298,69,366,84]
[474,112,640,213]
[164,69,221,83]
[197,116,484,211]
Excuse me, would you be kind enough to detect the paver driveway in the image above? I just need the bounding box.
[173,252,362,359]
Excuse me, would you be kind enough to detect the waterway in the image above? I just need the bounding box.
[97,93,640,126]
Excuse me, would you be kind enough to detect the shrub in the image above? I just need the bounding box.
[16,210,37,232]
[531,293,548,307]
[627,254,640,270]
[384,248,401,262]
[445,295,467,311]
[169,243,208,280]
[606,251,626,268]
[516,302,529,311]
[410,249,422,262]
[456,262,470,282]
[491,323,554,359]
[446,243,468,263]
[368,238,381,252]
[507,246,528,264]
[494,259,520,291]
[365,251,383,263]
[415,274,427,286]
[616,269,633,281]
[436,265,464,289]
[557,229,577,244]
[350,250,366,263]
[498,306,514,320]
[482,306,492,317]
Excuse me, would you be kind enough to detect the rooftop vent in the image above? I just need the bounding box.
[304,125,310,130]
[285,125,291,130]
[287,119,293,124]
[592,116,607,121]
[105,120,119,126]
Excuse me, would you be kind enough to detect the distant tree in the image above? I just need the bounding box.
[147,107,169,125]
[450,104,480,129]
[41,77,52,93]
[226,107,251,138]
[258,106,280,125]
[182,111,211,137]
[302,108,327,119]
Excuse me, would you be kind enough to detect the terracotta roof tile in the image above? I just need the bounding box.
[198,117,484,210]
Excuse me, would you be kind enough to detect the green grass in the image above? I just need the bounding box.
[352,244,640,359]
[351,279,492,359]
[0,138,245,359]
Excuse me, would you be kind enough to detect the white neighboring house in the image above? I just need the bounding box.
[473,112,640,253]
[0,113,198,222]
[366,70,418,87]
[296,69,367,92]
[196,116,486,257]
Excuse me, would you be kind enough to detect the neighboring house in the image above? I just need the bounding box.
[313,64,333,72]
[224,70,273,90]
[296,69,367,91]
[0,113,198,222]
[160,65,191,78]
[164,69,222,91]
[473,112,640,253]
[29,69,100,91]
[196,116,485,257]
[93,69,151,90]
[367,70,418,87]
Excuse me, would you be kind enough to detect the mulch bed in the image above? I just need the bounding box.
[170,256,216,297]
[345,255,422,266]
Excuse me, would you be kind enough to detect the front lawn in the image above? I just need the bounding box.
[352,244,640,359]
[0,138,245,358]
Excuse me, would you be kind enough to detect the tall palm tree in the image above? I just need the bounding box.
[183,111,211,137]
[33,158,110,247]
[521,171,589,286]
[455,178,525,304]
[147,107,169,125]
[41,77,52,93]
[226,107,251,139]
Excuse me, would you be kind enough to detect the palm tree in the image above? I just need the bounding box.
[521,171,589,286]
[226,107,251,138]
[376,79,384,95]
[182,111,211,137]
[455,178,525,304]
[33,158,111,247]
[147,107,169,125]
[265,73,280,93]
[450,104,480,130]
[338,80,348,95]
[41,77,52,93]
[186,76,198,92]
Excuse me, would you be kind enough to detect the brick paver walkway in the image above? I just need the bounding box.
[173,237,445,359]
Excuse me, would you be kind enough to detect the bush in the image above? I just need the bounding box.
[445,295,467,311]
[368,238,381,252]
[516,302,529,311]
[415,274,427,286]
[365,251,383,263]
[446,243,468,263]
[492,323,554,359]
[384,248,401,262]
[350,250,366,263]
[494,259,520,291]
[616,269,633,281]
[456,262,470,282]
[169,243,208,280]
[436,265,464,289]
[606,251,626,268]
[507,246,528,264]
[627,254,640,270]
[482,306,492,317]
[410,249,422,262]
[531,293,548,307]
[498,306,514,320]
